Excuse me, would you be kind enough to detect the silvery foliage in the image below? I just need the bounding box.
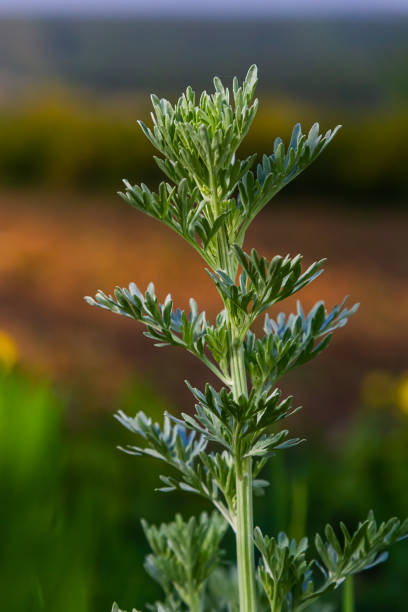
[86,66,408,611]
[254,512,408,611]
[142,513,227,611]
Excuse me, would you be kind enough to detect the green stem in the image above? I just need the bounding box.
[231,339,257,612]
[235,453,257,612]
[342,576,355,612]
[211,175,257,612]
[187,592,202,612]
[271,586,281,612]
[185,562,202,612]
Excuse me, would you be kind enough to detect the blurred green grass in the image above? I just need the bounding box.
[1,362,407,611]
[0,364,205,611]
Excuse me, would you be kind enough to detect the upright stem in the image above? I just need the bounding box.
[231,326,257,612]
[342,576,355,612]
[271,586,281,612]
[235,455,257,611]
[186,590,202,612]
[213,185,257,612]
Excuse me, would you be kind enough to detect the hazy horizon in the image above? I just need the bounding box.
[1,0,408,18]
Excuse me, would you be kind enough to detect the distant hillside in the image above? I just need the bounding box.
[0,17,408,109]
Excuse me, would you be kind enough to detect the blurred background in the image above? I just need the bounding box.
[1,1,408,610]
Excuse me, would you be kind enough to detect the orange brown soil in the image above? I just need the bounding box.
[1,190,407,425]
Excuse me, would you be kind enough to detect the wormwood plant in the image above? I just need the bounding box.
[86,66,408,612]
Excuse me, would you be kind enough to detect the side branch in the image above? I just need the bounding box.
[85,282,231,386]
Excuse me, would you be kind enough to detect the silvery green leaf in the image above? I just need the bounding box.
[142,512,227,609]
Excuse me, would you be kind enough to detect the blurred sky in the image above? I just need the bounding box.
[1,0,408,17]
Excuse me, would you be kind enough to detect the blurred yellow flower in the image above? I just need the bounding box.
[396,374,408,416]
[0,331,18,370]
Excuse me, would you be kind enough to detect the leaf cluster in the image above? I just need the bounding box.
[115,409,235,526]
[245,299,359,390]
[119,178,235,258]
[85,283,206,351]
[142,512,227,610]
[178,382,302,462]
[85,282,229,383]
[313,512,408,590]
[116,65,340,269]
[236,123,340,241]
[255,530,310,611]
[208,248,324,325]
[255,512,408,611]
[137,65,258,194]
